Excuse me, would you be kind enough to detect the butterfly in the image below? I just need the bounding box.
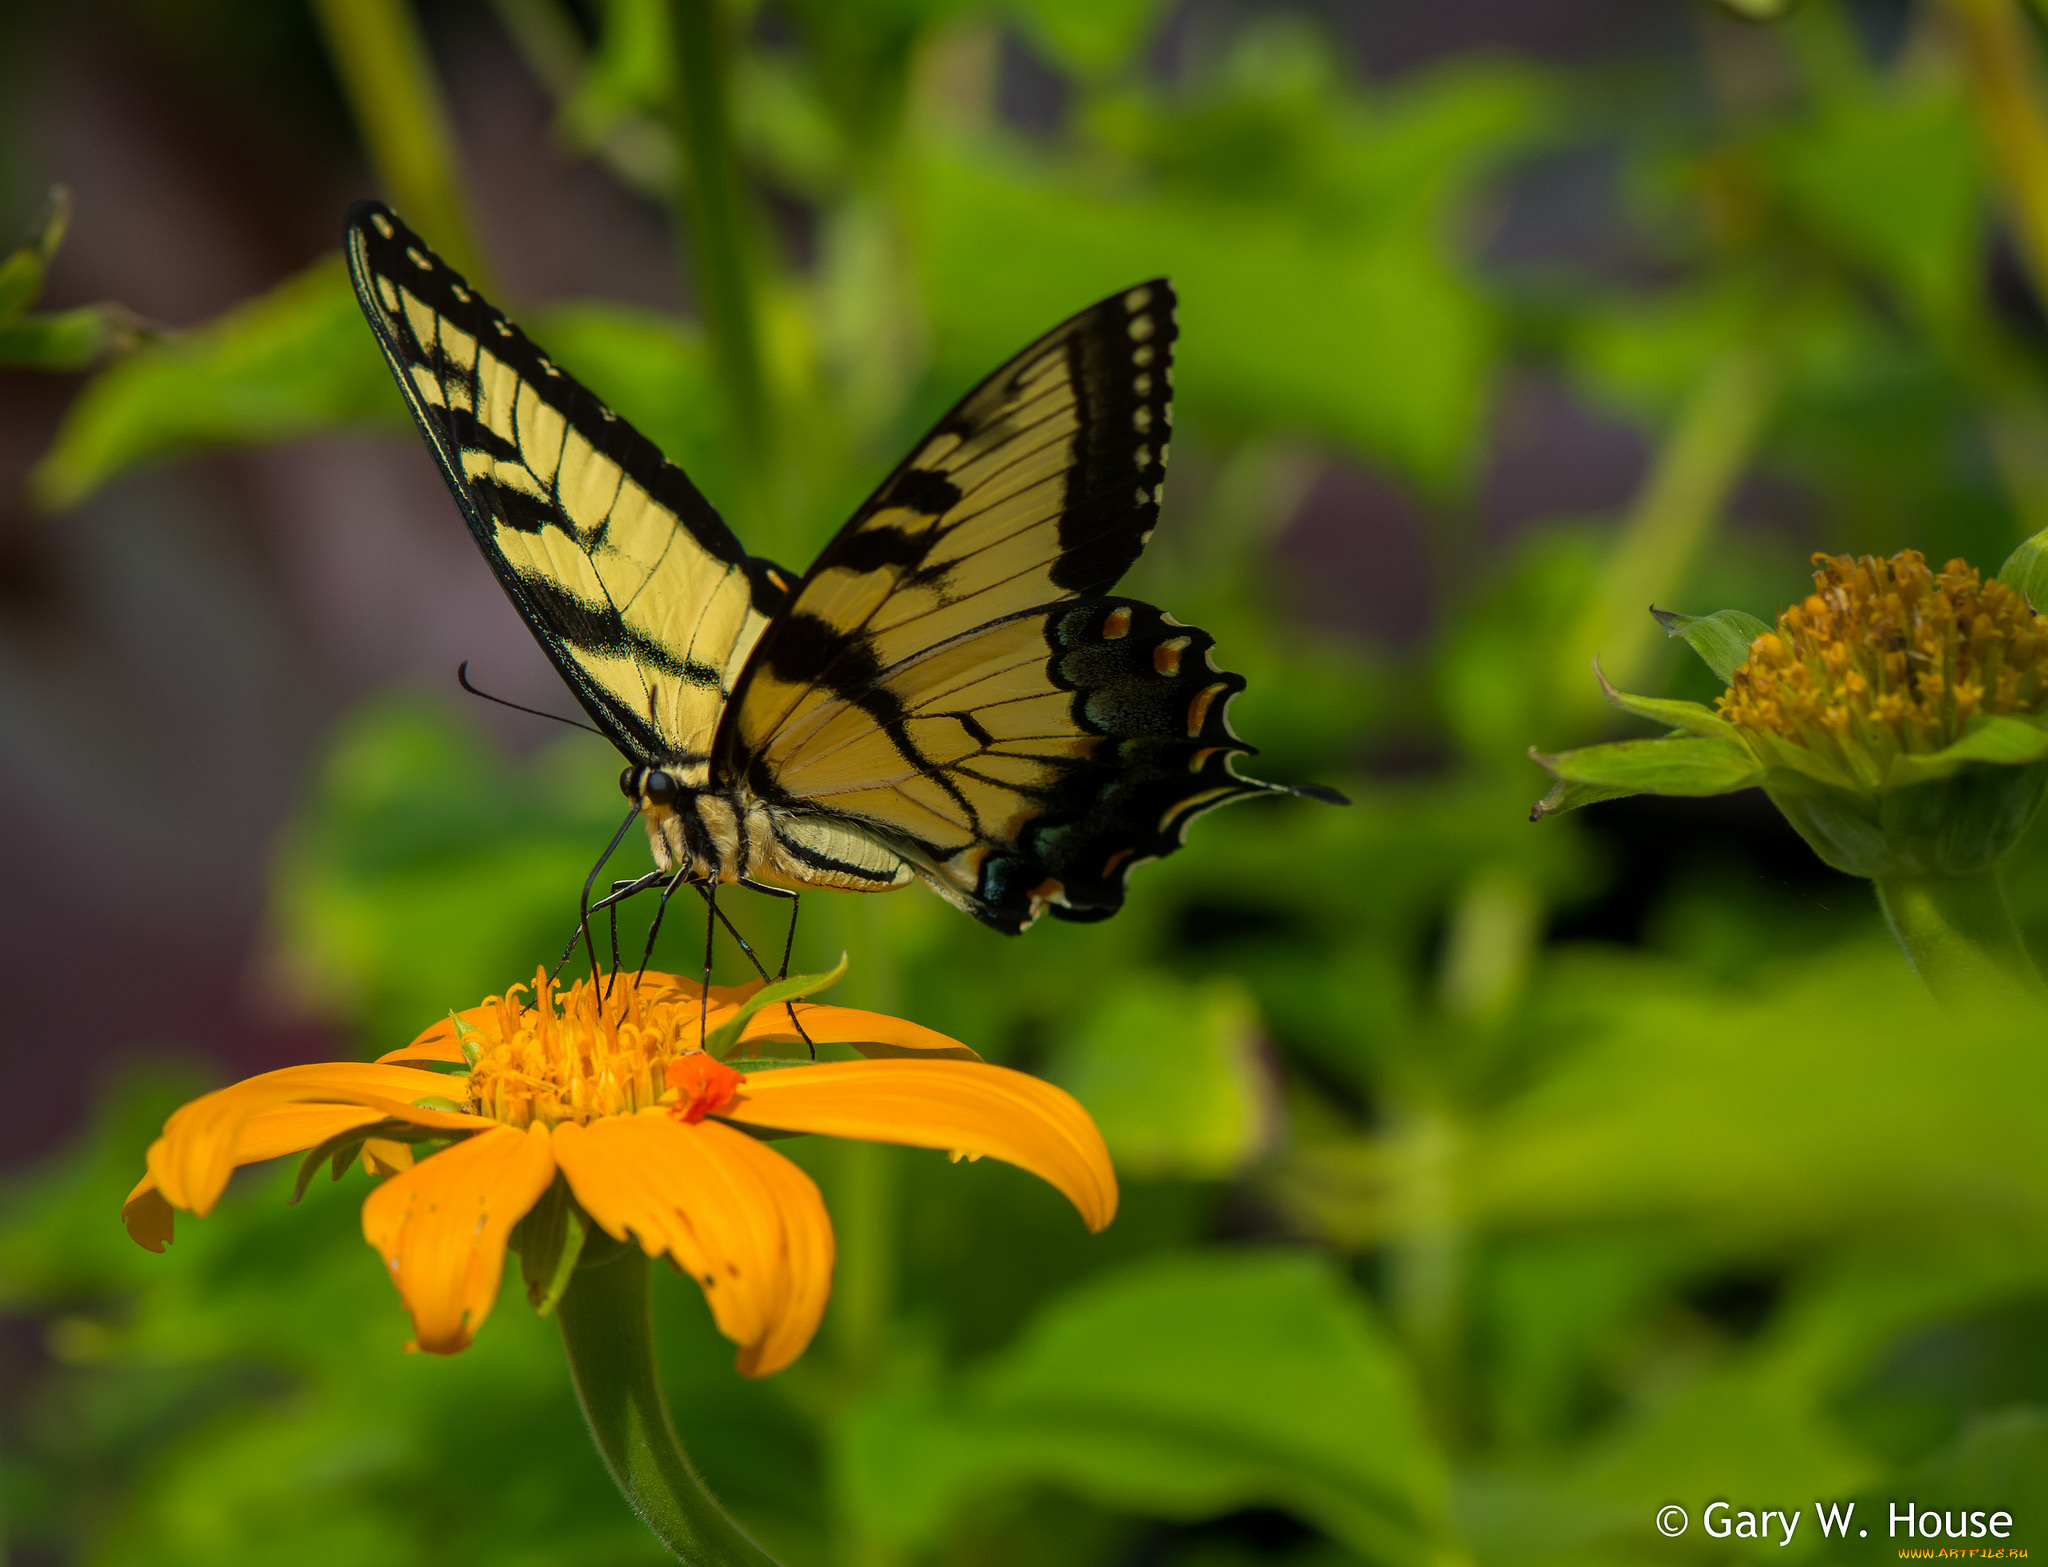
[345,201,1342,940]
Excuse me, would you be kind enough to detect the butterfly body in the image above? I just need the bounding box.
[346,202,1340,936]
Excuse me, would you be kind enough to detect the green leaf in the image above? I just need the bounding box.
[1649,606,1772,684]
[703,954,851,1061]
[1047,976,1270,1180]
[839,1251,1444,1560]
[0,305,136,371]
[917,60,1553,492]
[1004,0,1173,76]
[1771,91,1981,323]
[1530,736,1764,816]
[31,256,399,510]
[514,1177,588,1316]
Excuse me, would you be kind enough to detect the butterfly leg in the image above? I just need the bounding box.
[549,866,665,988]
[690,886,813,1054]
[634,864,702,986]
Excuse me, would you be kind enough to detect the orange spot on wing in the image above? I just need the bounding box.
[1154,636,1191,676]
[1102,607,1133,640]
[1186,683,1228,736]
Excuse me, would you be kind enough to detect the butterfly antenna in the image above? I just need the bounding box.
[457,661,608,738]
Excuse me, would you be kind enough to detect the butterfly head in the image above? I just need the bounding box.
[621,764,683,817]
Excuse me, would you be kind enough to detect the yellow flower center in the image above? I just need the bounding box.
[1718,551,2047,761]
[462,971,739,1130]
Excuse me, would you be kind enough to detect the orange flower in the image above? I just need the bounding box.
[123,971,1117,1376]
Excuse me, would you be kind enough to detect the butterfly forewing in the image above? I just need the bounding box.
[345,202,788,775]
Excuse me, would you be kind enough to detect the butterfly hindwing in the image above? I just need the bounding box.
[714,282,1310,931]
[344,201,790,776]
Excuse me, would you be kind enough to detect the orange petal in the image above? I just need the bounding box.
[552,1112,833,1376]
[148,1064,490,1218]
[125,1102,399,1250]
[122,1174,175,1252]
[360,1122,555,1354]
[721,1061,1118,1232]
[739,1003,982,1061]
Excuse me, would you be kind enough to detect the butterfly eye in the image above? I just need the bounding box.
[643,770,680,808]
[619,767,640,800]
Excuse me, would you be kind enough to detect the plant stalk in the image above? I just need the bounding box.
[556,1248,783,1566]
[310,0,490,286]
[1562,343,1774,732]
[668,0,772,503]
[1955,0,2048,311]
[1872,868,2044,1004]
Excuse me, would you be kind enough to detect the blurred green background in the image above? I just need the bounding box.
[7,0,2048,1562]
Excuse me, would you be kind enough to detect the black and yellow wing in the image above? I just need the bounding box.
[714,281,1341,934]
[344,201,790,780]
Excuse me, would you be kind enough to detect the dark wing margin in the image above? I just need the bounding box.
[344,200,791,771]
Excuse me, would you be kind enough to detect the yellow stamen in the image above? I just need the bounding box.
[464,970,724,1130]
[1719,552,2048,769]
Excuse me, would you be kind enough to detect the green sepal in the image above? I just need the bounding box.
[1709,0,1797,17]
[1999,526,2048,614]
[449,1010,484,1066]
[0,187,70,325]
[0,251,42,327]
[513,1176,588,1316]
[1529,772,1639,821]
[1888,715,2048,787]
[1764,755,2048,880]
[287,1117,447,1204]
[1593,659,1740,739]
[703,953,850,1061]
[410,1095,467,1114]
[1530,736,1764,821]
[1650,606,1772,684]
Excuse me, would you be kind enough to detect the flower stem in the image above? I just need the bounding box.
[556,1248,783,1566]
[309,0,490,286]
[1872,868,2044,1003]
[667,0,772,512]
